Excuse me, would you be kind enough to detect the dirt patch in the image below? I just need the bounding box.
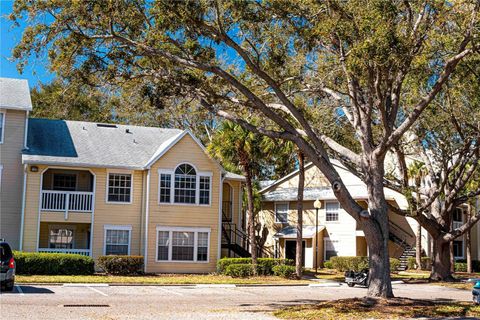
[274,297,480,320]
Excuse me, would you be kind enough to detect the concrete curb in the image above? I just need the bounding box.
[18,282,328,287]
[309,283,342,287]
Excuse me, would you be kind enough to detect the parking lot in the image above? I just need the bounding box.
[0,282,472,319]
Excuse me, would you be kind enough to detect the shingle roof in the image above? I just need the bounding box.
[273,226,325,239]
[0,78,32,111]
[225,172,246,181]
[262,185,399,202]
[23,119,183,169]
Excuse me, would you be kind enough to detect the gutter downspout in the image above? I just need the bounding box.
[23,111,29,149]
[144,169,151,273]
[19,164,27,250]
[218,173,225,261]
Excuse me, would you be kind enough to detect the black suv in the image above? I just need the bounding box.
[1,241,15,291]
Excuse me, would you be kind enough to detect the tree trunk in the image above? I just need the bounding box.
[244,164,257,275]
[466,204,472,273]
[362,159,394,298]
[449,241,455,274]
[296,151,305,278]
[430,236,455,281]
[416,223,422,270]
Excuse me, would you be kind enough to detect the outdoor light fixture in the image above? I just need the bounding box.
[30,166,39,172]
[313,199,322,273]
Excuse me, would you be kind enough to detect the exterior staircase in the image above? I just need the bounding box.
[389,221,416,271]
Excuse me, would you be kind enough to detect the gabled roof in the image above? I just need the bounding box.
[22,118,245,180]
[0,78,32,111]
[23,119,183,169]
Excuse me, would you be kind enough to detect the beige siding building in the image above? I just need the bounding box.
[258,161,480,270]
[0,78,31,249]
[1,78,248,273]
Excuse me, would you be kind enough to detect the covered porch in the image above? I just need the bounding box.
[38,222,91,256]
[40,168,95,219]
[273,226,325,269]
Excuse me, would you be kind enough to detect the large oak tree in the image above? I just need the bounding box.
[10,0,478,297]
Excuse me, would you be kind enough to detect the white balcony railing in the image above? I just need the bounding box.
[38,248,91,256]
[41,190,94,218]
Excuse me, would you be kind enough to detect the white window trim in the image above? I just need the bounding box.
[105,170,134,204]
[325,201,340,223]
[103,225,132,255]
[453,239,465,260]
[0,164,3,191]
[0,110,5,144]
[155,226,211,263]
[274,202,289,224]
[157,166,213,206]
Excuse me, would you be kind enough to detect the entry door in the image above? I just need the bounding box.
[285,240,305,266]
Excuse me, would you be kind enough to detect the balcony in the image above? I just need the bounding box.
[41,190,94,212]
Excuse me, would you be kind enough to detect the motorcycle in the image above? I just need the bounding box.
[344,269,369,287]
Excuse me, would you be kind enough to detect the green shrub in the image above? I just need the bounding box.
[407,257,432,270]
[390,258,401,272]
[216,257,293,275]
[329,256,369,272]
[272,265,296,278]
[224,264,255,277]
[97,256,144,275]
[455,260,480,272]
[455,262,468,272]
[323,260,333,269]
[13,251,94,275]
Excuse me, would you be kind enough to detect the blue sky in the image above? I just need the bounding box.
[0,0,54,87]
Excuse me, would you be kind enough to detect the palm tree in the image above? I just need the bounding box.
[208,121,265,273]
[408,161,427,270]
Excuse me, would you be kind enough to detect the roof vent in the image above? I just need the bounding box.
[96,123,117,128]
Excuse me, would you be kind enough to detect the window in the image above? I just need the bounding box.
[172,231,194,261]
[199,176,210,205]
[49,228,74,249]
[157,231,169,260]
[157,165,212,205]
[453,208,463,222]
[174,164,196,204]
[104,227,131,255]
[275,203,289,223]
[53,173,77,191]
[156,227,210,262]
[326,202,340,222]
[197,232,208,261]
[159,174,171,203]
[108,173,132,203]
[453,240,464,258]
[0,112,4,143]
[324,239,339,260]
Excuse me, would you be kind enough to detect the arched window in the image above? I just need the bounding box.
[174,164,197,204]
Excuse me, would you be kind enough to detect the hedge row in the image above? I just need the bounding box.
[13,251,94,275]
[217,258,294,275]
[97,255,144,275]
[407,257,432,270]
[326,256,401,272]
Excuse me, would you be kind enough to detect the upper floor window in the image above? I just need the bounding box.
[158,164,212,205]
[174,164,196,204]
[53,173,77,191]
[275,202,289,223]
[107,173,132,203]
[0,112,4,143]
[453,208,463,222]
[326,202,340,222]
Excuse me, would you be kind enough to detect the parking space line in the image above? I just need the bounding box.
[87,286,108,296]
[15,285,24,295]
[155,287,184,296]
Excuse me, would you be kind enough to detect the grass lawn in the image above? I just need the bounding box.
[274,297,480,320]
[16,273,311,285]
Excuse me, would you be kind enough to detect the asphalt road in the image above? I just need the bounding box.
[0,282,473,319]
